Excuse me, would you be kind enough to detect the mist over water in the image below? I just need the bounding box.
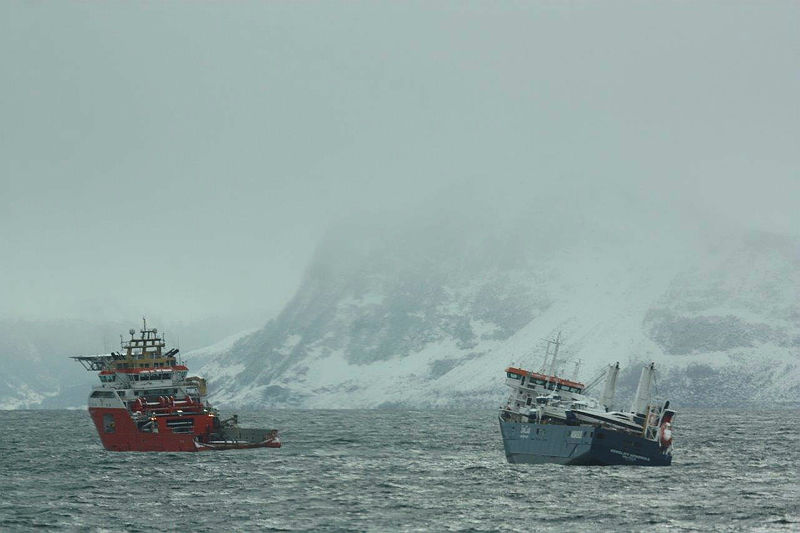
[1,408,797,531]
[2,4,799,408]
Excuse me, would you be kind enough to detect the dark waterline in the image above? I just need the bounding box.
[1,408,798,531]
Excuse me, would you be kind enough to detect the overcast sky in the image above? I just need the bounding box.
[2,1,798,324]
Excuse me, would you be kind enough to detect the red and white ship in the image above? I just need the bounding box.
[72,319,281,452]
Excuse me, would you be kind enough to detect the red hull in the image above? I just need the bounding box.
[88,407,281,452]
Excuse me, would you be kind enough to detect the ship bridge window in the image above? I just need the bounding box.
[506,373,522,380]
[90,391,115,398]
[143,388,180,397]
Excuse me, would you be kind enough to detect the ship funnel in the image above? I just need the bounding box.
[600,362,620,411]
[630,362,655,415]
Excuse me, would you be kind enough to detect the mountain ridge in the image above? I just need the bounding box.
[193,216,799,409]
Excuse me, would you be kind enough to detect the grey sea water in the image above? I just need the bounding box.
[0,408,798,532]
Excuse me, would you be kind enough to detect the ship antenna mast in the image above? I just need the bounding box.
[573,359,582,379]
[546,331,562,390]
[540,340,552,373]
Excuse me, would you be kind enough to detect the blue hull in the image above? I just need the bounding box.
[499,418,672,466]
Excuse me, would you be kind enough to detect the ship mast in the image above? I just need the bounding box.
[545,332,562,390]
[572,359,582,380]
[539,340,552,373]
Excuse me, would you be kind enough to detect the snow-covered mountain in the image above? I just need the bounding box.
[6,190,797,410]
[194,203,800,409]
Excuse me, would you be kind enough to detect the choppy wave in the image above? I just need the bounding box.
[1,408,798,531]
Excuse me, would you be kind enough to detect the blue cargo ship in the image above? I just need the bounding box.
[498,335,675,466]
